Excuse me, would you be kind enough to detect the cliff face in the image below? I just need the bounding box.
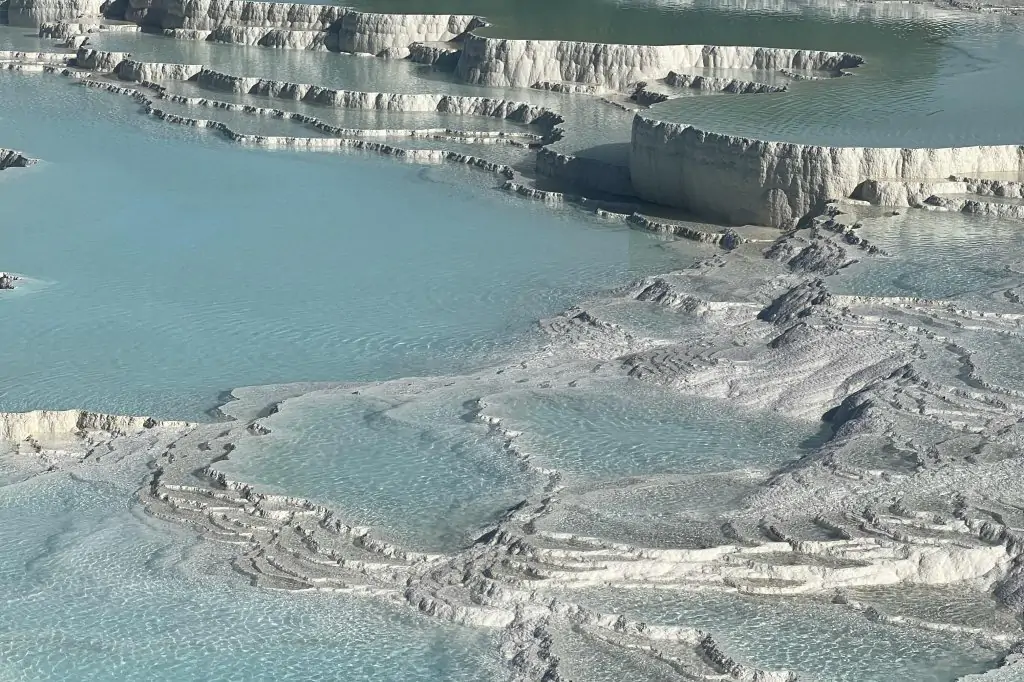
[536,149,635,198]
[629,115,1024,227]
[9,0,484,56]
[125,0,346,30]
[121,0,483,55]
[334,12,484,55]
[5,0,104,26]
[455,35,863,90]
[164,26,332,51]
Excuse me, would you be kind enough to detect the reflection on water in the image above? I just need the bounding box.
[0,71,699,419]
[563,588,1000,682]
[829,210,1024,300]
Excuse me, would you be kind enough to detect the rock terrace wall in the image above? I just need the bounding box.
[5,0,104,26]
[629,115,1024,227]
[456,34,863,90]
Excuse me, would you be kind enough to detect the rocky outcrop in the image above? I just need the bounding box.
[72,49,203,79]
[925,195,1024,222]
[116,57,202,81]
[164,26,332,51]
[0,273,18,290]
[664,70,787,94]
[629,115,1024,227]
[406,41,460,69]
[455,34,863,90]
[530,80,602,95]
[72,47,129,70]
[0,147,37,169]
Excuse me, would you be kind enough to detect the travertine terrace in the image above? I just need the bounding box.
[3,0,1024,680]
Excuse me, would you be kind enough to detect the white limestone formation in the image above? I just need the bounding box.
[455,34,863,90]
[0,409,189,442]
[530,80,603,95]
[71,52,564,131]
[10,8,1024,678]
[116,57,202,81]
[5,0,104,26]
[38,20,142,38]
[629,115,1024,226]
[0,49,71,63]
[164,26,332,51]
[127,0,347,30]
[119,0,484,55]
[77,78,522,179]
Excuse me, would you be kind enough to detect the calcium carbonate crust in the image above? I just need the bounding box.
[629,115,1024,227]
[455,34,862,90]
[6,0,487,56]
[4,7,1024,680]
[2,205,1024,680]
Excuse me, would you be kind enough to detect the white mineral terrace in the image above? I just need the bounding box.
[6,0,1023,229]
[2,212,1024,679]
[3,0,1024,679]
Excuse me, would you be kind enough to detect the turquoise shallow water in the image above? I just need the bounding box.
[0,71,703,420]
[563,588,1001,682]
[218,387,537,551]
[0,472,502,681]
[479,381,816,481]
[829,210,1024,299]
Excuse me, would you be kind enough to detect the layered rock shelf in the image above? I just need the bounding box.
[664,70,788,94]
[455,34,863,90]
[8,0,486,58]
[74,77,522,178]
[72,48,564,132]
[629,116,1024,227]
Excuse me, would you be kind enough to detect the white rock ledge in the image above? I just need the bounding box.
[0,409,190,441]
[72,49,564,132]
[629,115,1024,227]
[455,34,863,90]
[7,0,487,58]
